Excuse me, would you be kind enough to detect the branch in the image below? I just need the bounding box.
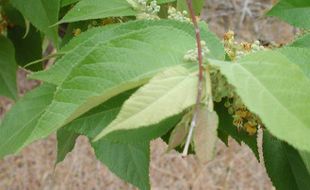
[182,0,205,156]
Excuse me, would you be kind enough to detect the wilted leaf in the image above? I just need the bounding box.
[167,111,192,151]
[194,106,219,163]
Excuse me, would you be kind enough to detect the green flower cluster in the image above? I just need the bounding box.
[183,40,210,62]
[128,0,160,20]
[167,7,190,23]
[223,30,265,60]
[211,68,262,135]
[0,8,7,35]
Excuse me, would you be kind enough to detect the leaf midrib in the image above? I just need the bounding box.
[112,74,195,128]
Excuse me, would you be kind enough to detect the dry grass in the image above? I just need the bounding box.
[1,136,273,190]
[0,0,296,189]
[203,0,295,44]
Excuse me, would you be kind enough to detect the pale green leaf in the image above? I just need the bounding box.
[58,0,136,24]
[26,21,203,145]
[0,84,56,159]
[199,22,225,61]
[0,35,17,100]
[10,0,60,45]
[263,131,310,190]
[94,65,197,141]
[31,20,224,85]
[194,106,218,163]
[277,47,310,80]
[267,0,310,28]
[210,55,310,152]
[239,49,310,82]
[24,20,223,148]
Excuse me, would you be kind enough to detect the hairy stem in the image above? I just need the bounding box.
[182,0,204,156]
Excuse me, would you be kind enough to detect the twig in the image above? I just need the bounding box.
[23,52,65,69]
[182,0,205,157]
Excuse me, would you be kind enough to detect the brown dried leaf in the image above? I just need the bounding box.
[167,112,192,151]
[194,106,219,163]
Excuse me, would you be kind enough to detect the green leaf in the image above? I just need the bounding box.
[177,0,205,15]
[210,54,310,152]
[0,84,56,159]
[194,106,219,163]
[94,65,198,141]
[61,90,151,190]
[156,0,176,4]
[10,0,60,45]
[7,25,43,71]
[31,20,224,85]
[3,4,43,71]
[289,34,310,48]
[277,47,310,80]
[24,20,223,148]
[56,128,79,164]
[0,35,17,100]
[217,129,228,146]
[267,0,310,29]
[58,0,136,24]
[64,89,135,138]
[60,22,90,48]
[215,101,259,159]
[239,49,310,81]
[61,0,79,7]
[26,21,201,145]
[300,151,310,174]
[92,141,150,190]
[263,131,310,190]
[199,22,225,61]
[1,3,25,27]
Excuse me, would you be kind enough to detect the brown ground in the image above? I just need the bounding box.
[0,0,295,189]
